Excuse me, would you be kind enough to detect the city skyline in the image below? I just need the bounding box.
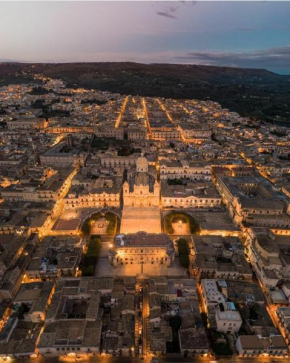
[1,1,290,74]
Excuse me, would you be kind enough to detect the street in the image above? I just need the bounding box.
[10,356,290,363]
[142,281,150,357]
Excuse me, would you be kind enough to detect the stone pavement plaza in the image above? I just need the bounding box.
[172,221,190,235]
[120,206,161,234]
[95,256,188,278]
[90,217,108,234]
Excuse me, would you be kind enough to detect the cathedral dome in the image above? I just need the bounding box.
[136,153,149,172]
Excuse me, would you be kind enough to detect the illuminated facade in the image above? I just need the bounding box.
[160,159,211,181]
[123,155,160,207]
[7,118,48,130]
[108,232,175,268]
[64,175,122,209]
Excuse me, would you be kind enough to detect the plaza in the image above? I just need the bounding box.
[95,256,188,278]
[90,217,108,235]
[120,206,161,234]
[172,220,190,235]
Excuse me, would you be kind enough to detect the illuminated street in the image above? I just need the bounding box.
[1,41,290,362]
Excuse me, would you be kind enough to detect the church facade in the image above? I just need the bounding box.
[123,154,160,208]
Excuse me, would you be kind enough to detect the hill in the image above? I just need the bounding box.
[1,62,290,124]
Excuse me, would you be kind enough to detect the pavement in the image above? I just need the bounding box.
[172,222,190,235]
[14,356,290,363]
[60,208,120,226]
[142,282,149,357]
[90,217,108,234]
[135,282,142,355]
[94,257,142,277]
[94,256,187,278]
[120,206,161,234]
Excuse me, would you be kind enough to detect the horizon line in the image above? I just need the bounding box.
[1,60,289,76]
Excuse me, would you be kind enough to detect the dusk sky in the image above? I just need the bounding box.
[1,1,290,74]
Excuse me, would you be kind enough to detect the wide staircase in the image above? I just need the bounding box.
[120,206,161,234]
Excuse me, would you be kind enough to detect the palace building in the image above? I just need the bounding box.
[108,232,175,268]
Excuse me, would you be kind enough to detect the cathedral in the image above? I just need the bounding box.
[123,154,160,208]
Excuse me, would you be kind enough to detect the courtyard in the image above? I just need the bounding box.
[90,217,108,235]
[172,220,190,235]
[81,211,119,235]
[163,212,199,235]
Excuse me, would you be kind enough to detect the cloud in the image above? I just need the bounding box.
[156,11,177,19]
[174,46,290,70]
[156,2,196,20]
[156,5,179,19]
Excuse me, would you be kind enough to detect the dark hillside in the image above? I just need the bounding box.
[1,62,289,124]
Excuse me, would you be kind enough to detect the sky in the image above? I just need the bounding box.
[1,1,290,74]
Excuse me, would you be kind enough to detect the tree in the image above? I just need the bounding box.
[164,212,200,235]
[177,238,190,268]
[82,235,102,276]
[81,219,91,235]
[81,212,119,236]
[249,306,259,320]
[179,254,190,268]
[169,315,182,331]
[177,238,190,255]
[105,213,118,235]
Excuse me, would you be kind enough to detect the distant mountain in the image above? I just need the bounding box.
[0,59,28,64]
[0,62,290,124]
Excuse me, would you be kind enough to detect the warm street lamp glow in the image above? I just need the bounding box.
[115,96,128,128]
[2,62,289,361]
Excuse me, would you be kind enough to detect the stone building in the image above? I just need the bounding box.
[247,228,290,288]
[160,159,211,181]
[37,278,106,357]
[108,232,175,268]
[94,125,124,140]
[177,123,212,144]
[161,180,221,209]
[40,141,87,168]
[64,175,122,209]
[7,117,48,130]
[99,151,137,168]
[123,154,160,208]
[215,175,288,227]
